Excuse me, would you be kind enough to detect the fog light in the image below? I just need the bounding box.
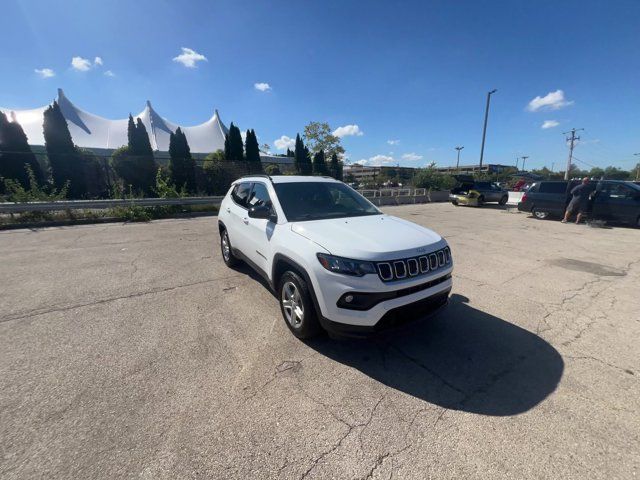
[344,295,354,303]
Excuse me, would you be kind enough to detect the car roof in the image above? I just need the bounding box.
[235,175,341,184]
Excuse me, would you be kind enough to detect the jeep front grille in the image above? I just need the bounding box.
[376,246,452,282]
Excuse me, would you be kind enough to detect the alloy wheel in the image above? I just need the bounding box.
[222,232,231,261]
[281,281,304,328]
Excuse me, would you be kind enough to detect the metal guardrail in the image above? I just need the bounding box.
[0,196,224,214]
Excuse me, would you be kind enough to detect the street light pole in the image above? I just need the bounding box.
[520,156,529,172]
[479,89,497,171]
[635,153,640,181]
[455,146,464,172]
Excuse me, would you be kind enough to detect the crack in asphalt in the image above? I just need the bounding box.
[388,345,467,395]
[565,355,635,376]
[0,274,245,325]
[296,396,386,479]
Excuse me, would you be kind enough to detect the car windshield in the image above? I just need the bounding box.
[274,182,381,222]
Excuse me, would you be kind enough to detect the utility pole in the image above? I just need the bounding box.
[634,153,640,181]
[455,146,464,172]
[520,156,529,172]
[515,156,519,170]
[479,89,497,171]
[563,128,583,180]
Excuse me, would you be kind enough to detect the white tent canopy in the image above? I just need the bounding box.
[0,89,229,154]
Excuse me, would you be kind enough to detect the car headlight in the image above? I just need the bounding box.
[316,253,377,277]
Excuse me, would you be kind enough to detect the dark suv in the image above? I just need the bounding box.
[518,180,640,227]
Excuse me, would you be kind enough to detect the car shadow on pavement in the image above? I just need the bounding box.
[307,294,564,417]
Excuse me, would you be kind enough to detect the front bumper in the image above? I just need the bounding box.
[320,288,451,337]
[309,264,453,335]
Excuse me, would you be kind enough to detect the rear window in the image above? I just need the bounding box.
[539,182,569,194]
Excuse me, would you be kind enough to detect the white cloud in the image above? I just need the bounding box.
[254,82,272,92]
[401,152,423,161]
[34,68,55,78]
[274,135,295,151]
[71,56,92,71]
[387,139,400,145]
[356,154,395,166]
[104,70,115,77]
[526,90,573,112]
[94,56,103,66]
[172,47,207,68]
[333,124,364,138]
[541,120,559,129]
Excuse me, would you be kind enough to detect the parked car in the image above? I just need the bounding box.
[218,175,453,338]
[449,176,509,206]
[518,180,640,227]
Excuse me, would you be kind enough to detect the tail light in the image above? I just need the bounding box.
[521,193,528,203]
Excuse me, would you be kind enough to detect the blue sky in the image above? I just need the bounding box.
[2,0,639,170]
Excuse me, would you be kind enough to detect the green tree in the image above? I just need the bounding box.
[0,111,44,190]
[168,127,196,192]
[111,117,157,196]
[303,121,345,159]
[264,164,282,175]
[414,164,456,190]
[588,167,605,179]
[244,129,263,173]
[224,122,244,161]
[43,101,86,198]
[329,152,342,180]
[312,149,328,175]
[294,134,312,175]
[77,147,112,198]
[603,166,630,180]
[127,114,137,150]
[127,118,157,194]
[202,150,235,195]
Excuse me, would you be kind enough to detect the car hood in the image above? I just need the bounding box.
[290,214,445,261]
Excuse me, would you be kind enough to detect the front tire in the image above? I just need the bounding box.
[220,229,239,267]
[532,208,550,220]
[499,195,508,206]
[278,271,321,339]
[477,195,485,207]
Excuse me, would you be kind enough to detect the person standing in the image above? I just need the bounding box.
[562,177,593,224]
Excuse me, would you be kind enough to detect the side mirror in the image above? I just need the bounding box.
[248,205,277,222]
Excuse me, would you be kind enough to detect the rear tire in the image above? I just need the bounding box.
[499,195,508,206]
[532,208,550,220]
[477,195,485,207]
[278,271,322,339]
[220,229,240,267]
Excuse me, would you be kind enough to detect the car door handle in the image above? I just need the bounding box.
[242,217,249,225]
[226,208,231,213]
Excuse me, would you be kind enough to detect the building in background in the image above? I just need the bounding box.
[343,164,382,183]
[436,163,513,175]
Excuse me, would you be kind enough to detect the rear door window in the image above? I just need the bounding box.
[231,182,252,208]
[539,182,568,194]
[602,183,635,199]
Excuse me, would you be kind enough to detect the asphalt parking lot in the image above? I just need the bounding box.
[1,203,639,479]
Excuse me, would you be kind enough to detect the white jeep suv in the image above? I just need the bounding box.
[218,175,453,338]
